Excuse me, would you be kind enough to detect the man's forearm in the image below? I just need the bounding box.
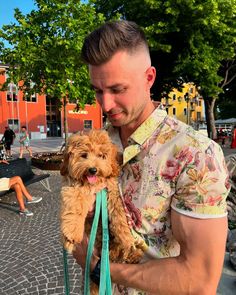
[110,256,213,295]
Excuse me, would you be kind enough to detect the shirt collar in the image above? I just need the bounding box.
[108,107,167,165]
[129,107,167,145]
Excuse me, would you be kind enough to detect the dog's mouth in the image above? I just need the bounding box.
[86,175,98,184]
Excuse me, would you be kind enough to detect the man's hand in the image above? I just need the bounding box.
[72,233,100,272]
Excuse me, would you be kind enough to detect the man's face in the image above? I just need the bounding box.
[89,50,156,130]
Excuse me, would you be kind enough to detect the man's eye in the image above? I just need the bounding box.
[81,153,87,159]
[112,88,126,94]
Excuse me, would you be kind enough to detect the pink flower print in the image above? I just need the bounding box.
[205,155,216,171]
[165,117,179,129]
[194,151,201,167]
[131,163,141,182]
[123,187,142,229]
[161,159,182,181]
[176,147,193,164]
[205,195,223,206]
[124,197,142,229]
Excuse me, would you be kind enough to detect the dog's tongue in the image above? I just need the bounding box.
[87,175,97,184]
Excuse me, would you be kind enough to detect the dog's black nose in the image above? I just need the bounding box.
[88,167,97,175]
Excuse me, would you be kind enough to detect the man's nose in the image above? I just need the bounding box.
[100,93,116,113]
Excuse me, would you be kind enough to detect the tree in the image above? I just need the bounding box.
[92,0,236,138]
[0,0,104,142]
[217,59,236,119]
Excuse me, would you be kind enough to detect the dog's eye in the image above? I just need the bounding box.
[98,153,106,159]
[81,153,88,159]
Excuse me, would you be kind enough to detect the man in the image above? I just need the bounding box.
[73,20,230,294]
[0,159,42,216]
[2,126,16,158]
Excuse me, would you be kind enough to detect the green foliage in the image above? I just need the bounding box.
[0,0,105,106]
[91,0,236,100]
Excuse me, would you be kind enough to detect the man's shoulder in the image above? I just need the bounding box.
[163,116,212,145]
[154,115,223,160]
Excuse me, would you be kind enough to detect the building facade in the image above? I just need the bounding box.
[161,83,205,129]
[0,64,102,139]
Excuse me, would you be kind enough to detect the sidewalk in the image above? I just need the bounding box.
[9,137,236,158]
[0,137,235,294]
[11,137,64,157]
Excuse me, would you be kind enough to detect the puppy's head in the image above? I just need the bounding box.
[60,130,119,185]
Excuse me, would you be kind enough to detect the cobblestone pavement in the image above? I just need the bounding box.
[0,172,82,295]
[0,138,235,294]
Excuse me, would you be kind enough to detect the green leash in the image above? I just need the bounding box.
[63,189,111,295]
[63,247,70,295]
[84,189,112,295]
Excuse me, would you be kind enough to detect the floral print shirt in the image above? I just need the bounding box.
[108,107,230,295]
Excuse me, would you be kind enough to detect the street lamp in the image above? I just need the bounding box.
[184,92,190,125]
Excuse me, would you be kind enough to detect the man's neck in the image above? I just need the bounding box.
[120,101,155,147]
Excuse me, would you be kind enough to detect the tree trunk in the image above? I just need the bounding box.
[204,97,217,139]
[63,96,69,144]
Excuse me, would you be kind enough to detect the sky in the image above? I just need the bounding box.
[0,0,36,28]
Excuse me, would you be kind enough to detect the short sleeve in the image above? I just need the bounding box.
[171,141,230,219]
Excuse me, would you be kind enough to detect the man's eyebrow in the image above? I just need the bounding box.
[90,83,126,90]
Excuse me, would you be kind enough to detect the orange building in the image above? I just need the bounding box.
[0,64,102,139]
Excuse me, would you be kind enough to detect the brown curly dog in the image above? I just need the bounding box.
[60,130,143,293]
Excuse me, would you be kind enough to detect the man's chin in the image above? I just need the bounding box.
[108,117,127,127]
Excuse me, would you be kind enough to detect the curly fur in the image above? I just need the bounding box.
[60,129,144,294]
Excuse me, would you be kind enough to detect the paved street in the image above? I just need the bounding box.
[0,137,235,294]
[0,171,83,295]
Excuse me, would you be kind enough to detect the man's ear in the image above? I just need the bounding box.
[146,66,156,88]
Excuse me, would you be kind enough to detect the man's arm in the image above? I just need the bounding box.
[110,209,227,294]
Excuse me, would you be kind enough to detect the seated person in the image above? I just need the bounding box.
[0,159,42,216]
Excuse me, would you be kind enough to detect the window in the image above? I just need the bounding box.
[184,108,187,116]
[8,119,19,131]
[189,87,193,94]
[198,100,202,107]
[23,93,37,102]
[84,120,92,129]
[23,81,37,102]
[173,108,176,115]
[197,112,201,121]
[173,94,176,100]
[7,83,18,101]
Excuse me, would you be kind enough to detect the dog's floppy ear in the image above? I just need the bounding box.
[60,149,70,176]
[60,133,82,176]
[110,144,120,177]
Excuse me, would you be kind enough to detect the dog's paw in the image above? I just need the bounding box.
[62,236,75,253]
[124,247,144,263]
[63,230,83,245]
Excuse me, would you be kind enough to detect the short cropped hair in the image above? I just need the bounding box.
[81,20,149,65]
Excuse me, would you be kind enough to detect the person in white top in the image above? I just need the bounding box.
[0,159,42,216]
